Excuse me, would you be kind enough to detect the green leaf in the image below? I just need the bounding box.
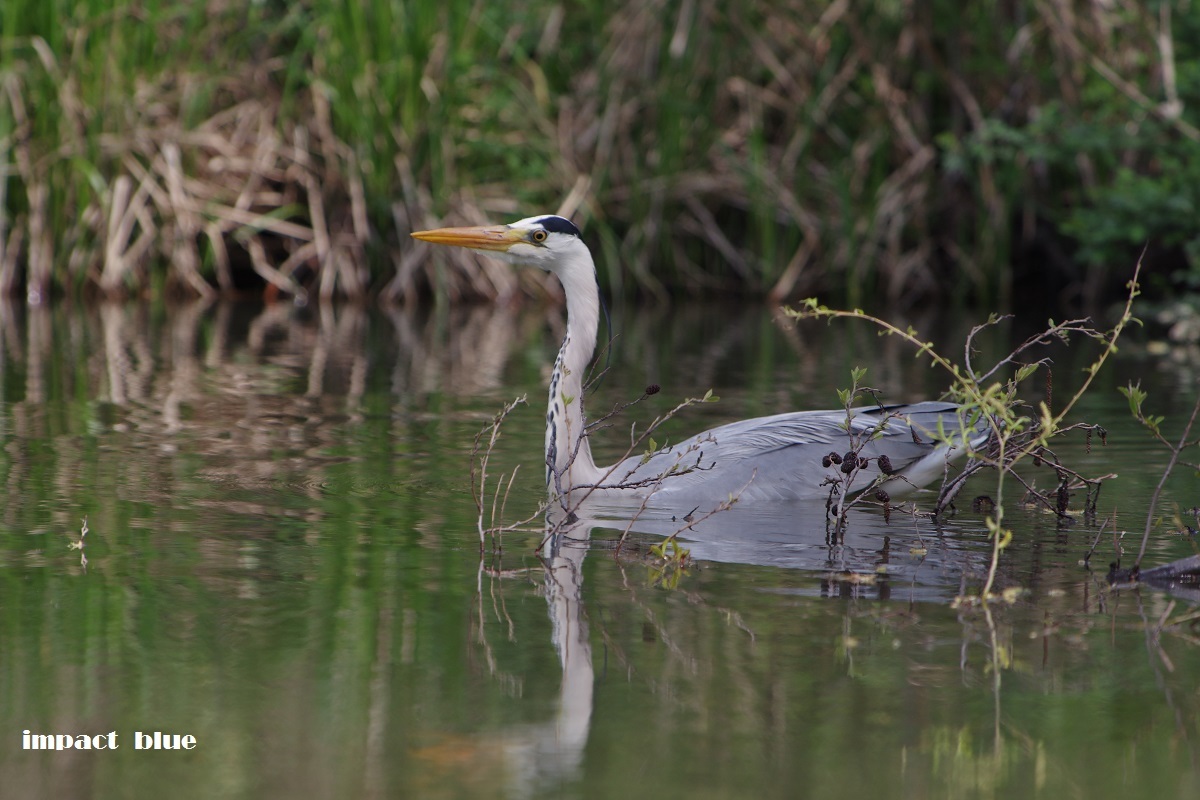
[1014,363,1040,382]
[1118,382,1146,416]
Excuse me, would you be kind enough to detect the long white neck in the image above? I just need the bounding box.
[545,245,604,496]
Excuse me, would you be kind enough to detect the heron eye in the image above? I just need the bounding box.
[531,229,548,243]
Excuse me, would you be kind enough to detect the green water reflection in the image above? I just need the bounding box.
[0,300,1197,798]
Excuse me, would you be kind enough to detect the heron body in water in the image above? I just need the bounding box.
[412,215,985,507]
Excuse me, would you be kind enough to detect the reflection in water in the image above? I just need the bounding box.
[540,532,594,780]
[2,298,1199,798]
[489,509,1200,799]
[0,298,530,522]
[492,530,595,796]
[562,499,992,602]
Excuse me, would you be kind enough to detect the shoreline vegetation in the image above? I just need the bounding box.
[1,1,1197,305]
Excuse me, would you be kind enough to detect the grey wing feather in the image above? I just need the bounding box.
[605,401,986,504]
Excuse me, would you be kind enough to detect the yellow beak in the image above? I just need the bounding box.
[410,225,524,251]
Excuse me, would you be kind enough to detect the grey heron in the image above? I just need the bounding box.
[412,215,986,507]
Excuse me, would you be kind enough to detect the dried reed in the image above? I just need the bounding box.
[0,1,1189,303]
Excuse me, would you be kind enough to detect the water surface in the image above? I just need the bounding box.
[0,299,1197,798]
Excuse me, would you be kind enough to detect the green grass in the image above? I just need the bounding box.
[1,0,1198,303]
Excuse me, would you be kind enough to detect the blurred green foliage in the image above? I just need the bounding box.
[1,0,1198,302]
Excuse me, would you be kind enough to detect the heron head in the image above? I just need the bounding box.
[411,215,585,273]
